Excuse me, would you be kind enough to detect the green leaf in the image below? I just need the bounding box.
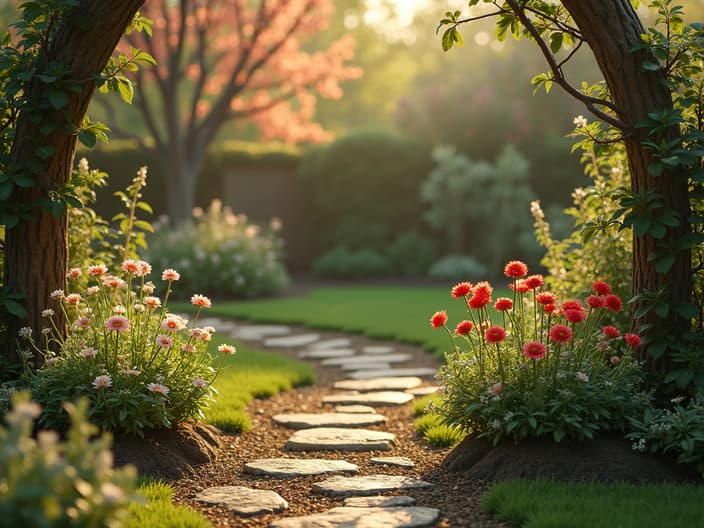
[642,61,661,71]
[117,78,134,104]
[655,254,675,273]
[35,145,54,160]
[78,130,96,148]
[549,32,563,54]
[441,28,456,51]
[47,88,69,109]
[654,302,669,318]
[3,299,27,317]
[672,303,698,319]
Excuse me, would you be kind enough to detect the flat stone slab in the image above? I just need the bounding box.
[340,362,392,371]
[334,405,376,414]
[195,486,287,517]
[349,368,438,380]
[285,428,396,452]
[322,391,414,407]
[370,456,415,468]
[273,413,386,429]
[362,345,396,354]
[334,377,423,392]
[312,475,433,497]
[322,353,412,366]
[343,496,416,507]
[243,458,358,478]
[269,506,440,528]
[232,325,292,340]
[298,348,356,360]
[405,386,441,396]
[310,338,352,349]
[264,334,321,348]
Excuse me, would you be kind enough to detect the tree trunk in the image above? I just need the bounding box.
[561,0,692,373]
[157,150,202,225]
[3,0,144,364]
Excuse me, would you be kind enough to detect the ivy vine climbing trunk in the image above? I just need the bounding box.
[561,0,692,374]
[3,0,145,364]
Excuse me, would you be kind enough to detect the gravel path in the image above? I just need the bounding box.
[170,323,507,528]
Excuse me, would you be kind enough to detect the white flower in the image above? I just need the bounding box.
[572,114,588,127]
[147,383,170,395]
[17,326,32,339]
[49,289,65,299]
[41,328,52,335]
[41,309,54,318]
[192,378,208,389]
[92,375,112,389]
[81,347,98,358]
[575,371,590,383]
[125,368,141,376]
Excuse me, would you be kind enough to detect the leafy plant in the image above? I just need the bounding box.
[386,231,437,276]
[144,199,288,299]
[312,246,392,278]
[428,255,488,281]
[23,262,234,435]
[0,392,137,527]
[433,260,646,445]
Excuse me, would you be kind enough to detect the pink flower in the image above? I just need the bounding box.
[592,280,612,295]
[494,297,513,311]
[523,341,547,359]
[490,382,503,395]
[137,260,152,276]
[524,274,544,290]
[536,292,557,305]
[161,268,180,281]
[67,268,82,280]
[504,260,528,278]
[430,311,448,328]
[156,334,174,348]
[144,296,161,309]
[624,333,642,347]
[121,259,141,274]
[161,316,185,332]
[182,343,197,353]
[604,294,623,313]
[102,275,125,289]
[147,383,170,395]
[192,378,208,389]
[485,326,506,343]
[602,326,620,339]
[451,282,472,298]
[454,320,473,336]
[549,324,573,343]
[610,356,622,366]
[191,294,212,308]
[92,375,112,389]
[105,316,130,332]
[217,344,236,355]
[88,264,108,276]
[81,347,97,358]
[74,316,91,329]
[510,280,530,293]
[564,309,586,324]
[586,295,606,309]
[64,293,81,305]
[125,368,141,376]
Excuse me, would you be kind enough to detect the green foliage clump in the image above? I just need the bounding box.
[435,261,646,445]
[312,246,391,278]
[422,144,538,269]
[127,479,211,528]
[0,392,137,527]
[627,396,704,476]
[144,199,289,299]
[24,262,233,435]
[297,130,433,256]
[422,423,465,447]
[386,231,438,276]
[428,255,488,281]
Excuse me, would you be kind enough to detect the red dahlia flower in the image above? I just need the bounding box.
[430,310,448,328]
[504,260,529,278]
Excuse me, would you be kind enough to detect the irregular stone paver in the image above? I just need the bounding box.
[370,456,415,468]
[268,506,440,528]
[340,362,392,371]
[321,353,413,366]
[334,405,376,414]
[322,391,414,407]
[312,474,433,497]
[310,338,352,349]
[349,368,438,380]
[285,428,396,452]
[264,334,321,348]
[334,377,423,392]
[343,496,416,507]
[243,458,358,478]
[298,348,356,360]
[273,412,386,429]
[195,486,287,517]
[362,345,396,354]
[405,385,441,396]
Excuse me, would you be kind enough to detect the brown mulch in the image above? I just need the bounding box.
[113,325,701,527]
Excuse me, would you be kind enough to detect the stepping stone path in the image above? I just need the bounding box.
[272,412,386,429]
[192,319,444,526]
[195,486,288,517]
[286,427,397,452]
[243,458,358,478]
[322,391,414,406]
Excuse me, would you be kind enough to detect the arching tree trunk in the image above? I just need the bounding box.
[3,0,145,364]
[562,0,691,374]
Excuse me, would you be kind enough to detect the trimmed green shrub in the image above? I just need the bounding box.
[0,392,137,527]
[387,231,437,276]
[428,255,488,281]
[312,246,391,278]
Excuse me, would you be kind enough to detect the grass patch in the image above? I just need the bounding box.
[423,423,465,447]
[205,336,315,432]
[412,393,442,417]
[482,479,704,528]
[127,479,211,528]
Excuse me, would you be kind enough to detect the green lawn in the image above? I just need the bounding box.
[128,479,211,528]
[483,479,704,528]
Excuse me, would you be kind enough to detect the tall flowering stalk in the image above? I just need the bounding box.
[432,260,646,444]
[20,262,235,436]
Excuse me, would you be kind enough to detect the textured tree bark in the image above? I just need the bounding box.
[561,0,691,373]
[3,0,145,364]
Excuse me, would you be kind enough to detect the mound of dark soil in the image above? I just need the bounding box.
[443,433,702,484]
[113,420,223,480]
